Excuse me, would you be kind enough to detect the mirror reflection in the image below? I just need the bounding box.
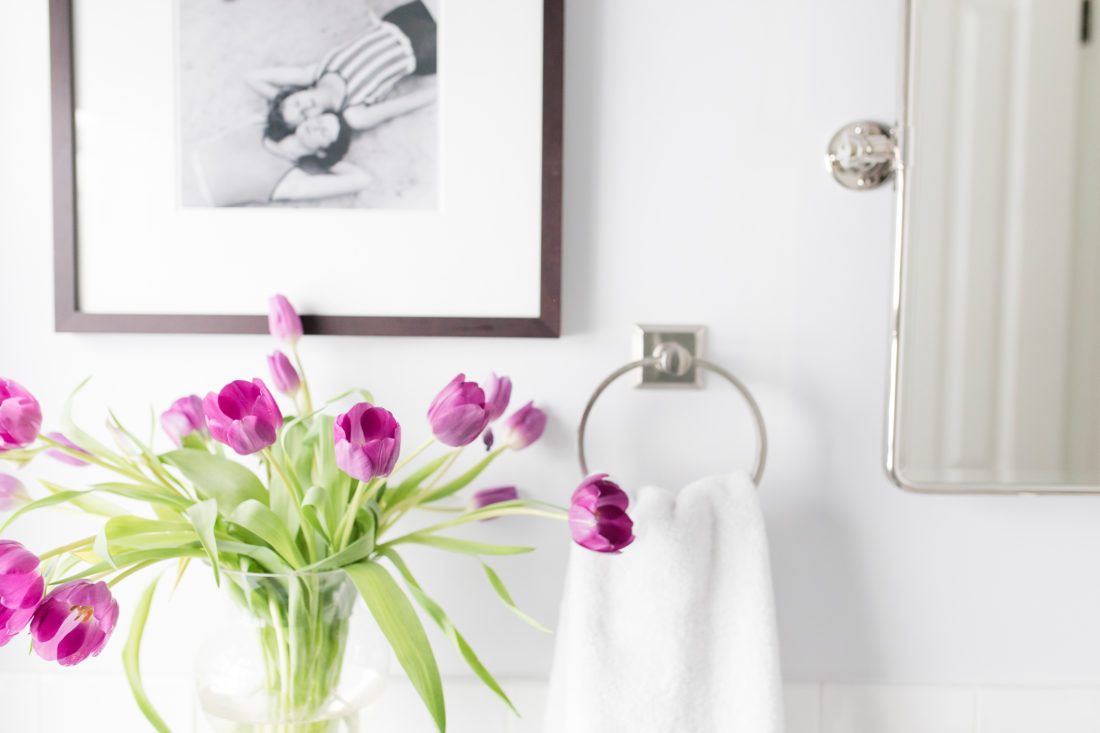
[893,0,1100,488]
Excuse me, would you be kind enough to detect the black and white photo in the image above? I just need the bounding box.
[50,0,560,336]
[179,0,439,209]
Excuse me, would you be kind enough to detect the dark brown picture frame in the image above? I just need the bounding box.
[49,0,562,338]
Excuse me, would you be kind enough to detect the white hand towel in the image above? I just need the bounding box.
[544,472,783,733]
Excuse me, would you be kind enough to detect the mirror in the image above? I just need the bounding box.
[890,0,1099,491]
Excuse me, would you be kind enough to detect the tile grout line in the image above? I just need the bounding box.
[816,682,824,733]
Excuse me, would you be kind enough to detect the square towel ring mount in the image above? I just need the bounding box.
[576,325,768,485]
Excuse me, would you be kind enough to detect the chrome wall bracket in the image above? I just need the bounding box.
[826,121,898,190]
[634,325,706,388]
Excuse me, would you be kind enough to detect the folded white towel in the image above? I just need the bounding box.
[544,472,784,733]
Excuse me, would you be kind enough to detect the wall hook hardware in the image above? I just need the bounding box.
[826,121,898,191]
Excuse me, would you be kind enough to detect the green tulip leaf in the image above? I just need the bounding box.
[0,490,110,533]
[228,500,305,567]
[60,378,127,464]
[267,463,300,541]
[480,561,551,633]
[123,575,171,733]
[216,540,292,575]
[88,482,192,509]
[344,561,445,733]
[180,433,208,452]
[299,533,374,572]
[162,450,268,516]
[384,454,451,511]
[40,480,130,518]
[93,525,117,570]
[421,451,502,504]
[186,499,221,586]
[381,548,518,715]
[301,485,333,543]
[56,546,205,584]
[385,533,534,557]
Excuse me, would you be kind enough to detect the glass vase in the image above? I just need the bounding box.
[196,568,390,732]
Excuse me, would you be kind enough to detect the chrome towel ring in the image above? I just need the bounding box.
[576,340,768,485]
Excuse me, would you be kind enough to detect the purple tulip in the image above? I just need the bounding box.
[44,432,91,467]
[483,374,512,421]
[500,402,547,450]
[427,375,491,447]
[267,352,301,397]
[0,475,27,512]
[334,403,401,481]
[568,474,635,553]
[0,540,44,646]
[268,295,303,345]
[30,580,118,666]
[470,486,518,519]
[203,379,283,455]
[161,395,209,447]
[0,379,42,452]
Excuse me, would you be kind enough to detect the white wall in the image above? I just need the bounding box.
[5,0,1100,730]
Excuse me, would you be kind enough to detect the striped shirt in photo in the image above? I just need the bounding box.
[314,15,417,108]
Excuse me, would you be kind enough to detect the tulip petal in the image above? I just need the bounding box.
[56,620,92,664]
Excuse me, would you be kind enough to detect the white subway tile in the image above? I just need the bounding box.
[442,677,512,733]
[822,685,975,733]
[40,673,193,733]
[784,683,821,733]
[505,678,549,733]
[0,671,40,733]
[979,688,1100,733]
[359,678,439,731]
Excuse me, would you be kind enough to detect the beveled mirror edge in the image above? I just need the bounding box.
[884,0,912,492]
[883,0,1100,496]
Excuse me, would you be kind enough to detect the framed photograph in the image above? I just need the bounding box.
[49,0,561,337]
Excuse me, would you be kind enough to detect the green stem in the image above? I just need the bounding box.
[423,448,462,491]
[38,436,182,499]
[291,345,313,415]
[335,478,379,550]
[380,506,568,548]
[380,446,503,535]
[390,438,435,477]
[38,535,96,562]
[379,447,463,533]
[106,559,158,588]
[262,449,316,563]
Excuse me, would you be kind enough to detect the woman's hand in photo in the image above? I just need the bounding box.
[244,65,315,99]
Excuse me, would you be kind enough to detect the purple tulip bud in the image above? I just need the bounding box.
[333,403,401,481]
[500,402,547,450]
[44,432,91,467]
[0,379,42,452]
[427,375,491,447]
[30,580,118,666]
[568,474,635,553]
[482,428,494,452]
[483,373,512,421]
[160,395,209,448]
[0,474,28,512]
[0,540,44,646]
[469,486,518,520]
[268,295,303,345]
[203,379,283,455]
[267,352,301,397]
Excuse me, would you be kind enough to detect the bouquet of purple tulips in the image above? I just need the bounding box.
[0,296,635,732]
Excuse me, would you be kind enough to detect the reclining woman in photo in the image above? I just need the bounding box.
[186,111,370,206]
[245,0,437,139]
